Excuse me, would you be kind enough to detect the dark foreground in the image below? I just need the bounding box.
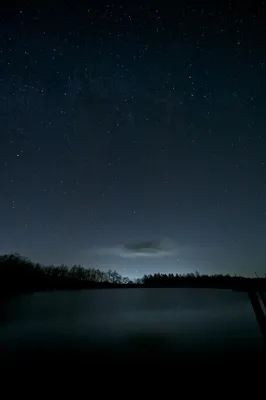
[1,343,264,371]
[0,288,265,371]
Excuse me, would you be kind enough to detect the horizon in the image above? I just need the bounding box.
[0,252,262,280]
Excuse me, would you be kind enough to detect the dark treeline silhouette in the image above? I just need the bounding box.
[1,253,266,296]
[0,253,139,295]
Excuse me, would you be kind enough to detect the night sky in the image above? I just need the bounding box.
[1,2,266,278]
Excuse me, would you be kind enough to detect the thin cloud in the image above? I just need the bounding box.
[93,238,178,258]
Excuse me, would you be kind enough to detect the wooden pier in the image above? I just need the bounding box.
[248,291,266,344]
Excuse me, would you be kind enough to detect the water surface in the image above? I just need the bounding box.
[0,288,264,366]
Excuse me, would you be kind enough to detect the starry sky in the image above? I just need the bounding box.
[1,1,266,278]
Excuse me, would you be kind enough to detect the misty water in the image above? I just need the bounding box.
[0,288,265,365]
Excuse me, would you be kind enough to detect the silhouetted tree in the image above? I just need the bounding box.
[1,252,266,295]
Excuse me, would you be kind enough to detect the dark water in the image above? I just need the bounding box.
[0,289,265,367]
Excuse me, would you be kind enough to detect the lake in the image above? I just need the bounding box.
[0,288,265,367]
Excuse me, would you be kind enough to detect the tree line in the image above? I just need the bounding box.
[1,253,266,295]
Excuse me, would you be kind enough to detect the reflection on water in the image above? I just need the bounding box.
[0,288,264,365]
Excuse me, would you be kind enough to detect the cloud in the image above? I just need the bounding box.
[93,238,178,258]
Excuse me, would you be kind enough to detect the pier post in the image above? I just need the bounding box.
[248,291,266,344]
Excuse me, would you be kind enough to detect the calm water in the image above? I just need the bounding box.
[0,288,265,366]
